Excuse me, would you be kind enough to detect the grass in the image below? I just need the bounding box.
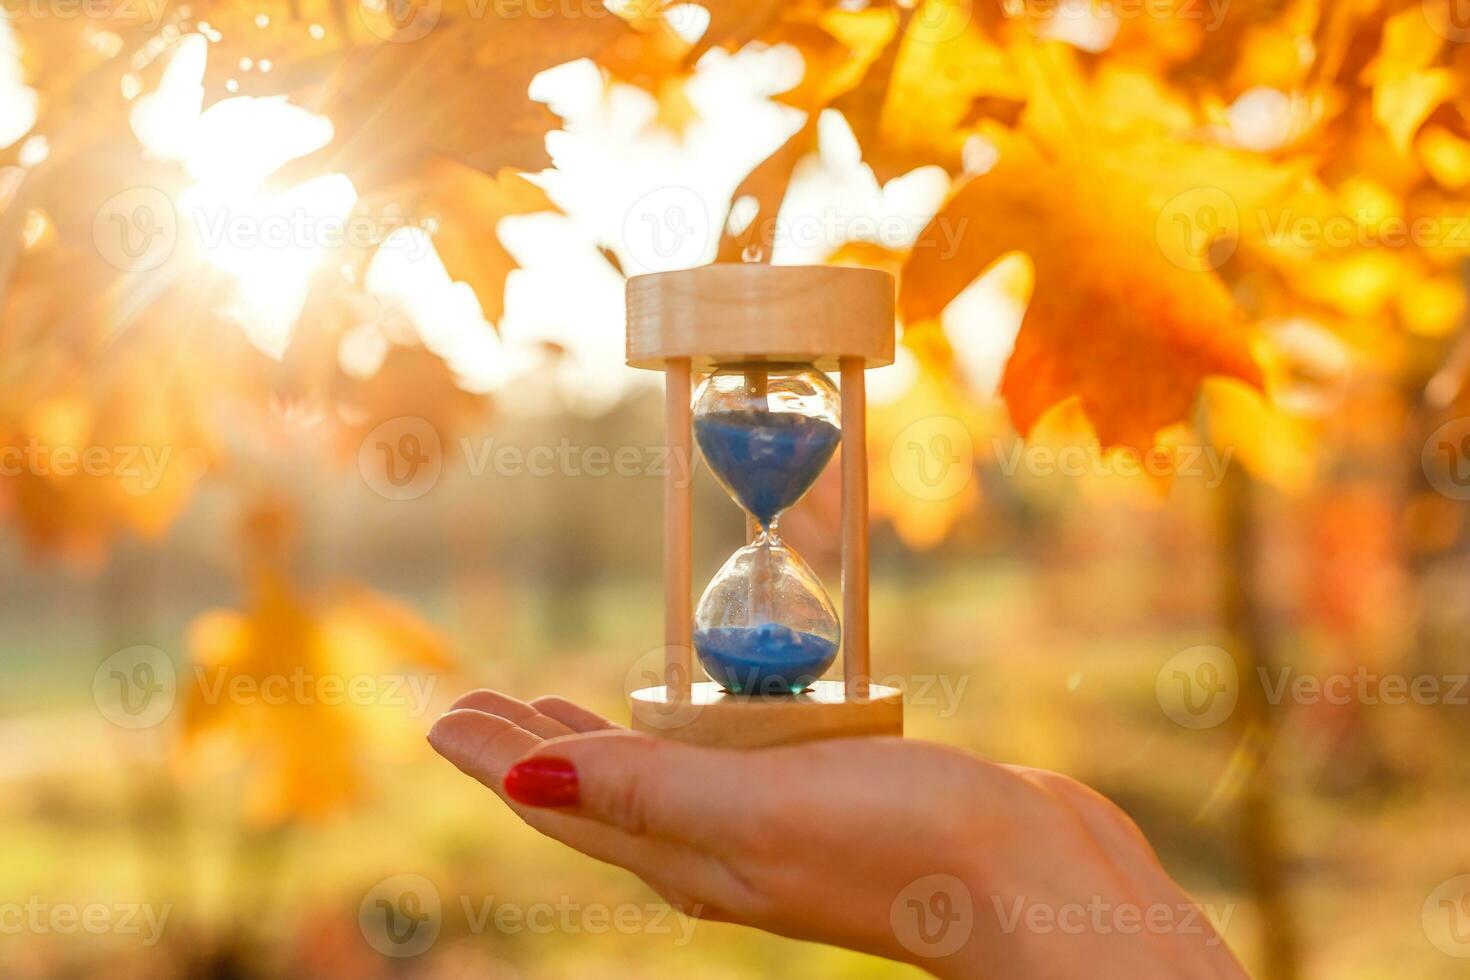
[2,562,1467,978]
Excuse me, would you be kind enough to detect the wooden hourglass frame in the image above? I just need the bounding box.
[625,264,904,748]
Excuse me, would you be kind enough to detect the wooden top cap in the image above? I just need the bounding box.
[626,264,896,371]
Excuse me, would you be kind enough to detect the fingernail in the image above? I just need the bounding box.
[504,757,579,808]
[426,717,450,753]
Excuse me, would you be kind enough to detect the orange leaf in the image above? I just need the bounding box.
[416,161,558,325]
[902,135,1264,452]
[182,559,453,824]
[284,8,635,188]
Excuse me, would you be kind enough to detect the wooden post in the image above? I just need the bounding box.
[840,356,869,699]
[665,358,693,698]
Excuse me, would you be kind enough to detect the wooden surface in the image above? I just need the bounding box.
[629,681,903,748]
[840,357,870,698]
[626,264,895,371]
[664,359,692,697]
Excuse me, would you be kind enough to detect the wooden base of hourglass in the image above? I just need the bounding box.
[626,263,903,750]
[629,681,903,749]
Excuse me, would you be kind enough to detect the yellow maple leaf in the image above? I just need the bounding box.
[280,5,636,187]
[181,505,452,824]
[1361,5,1453,154]
[1419,124,1470,190]
[412,161,558,325]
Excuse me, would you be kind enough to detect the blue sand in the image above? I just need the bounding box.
[694,410,840,527]
[694,622,839,695]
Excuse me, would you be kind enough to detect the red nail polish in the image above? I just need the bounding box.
[504,757,579,807]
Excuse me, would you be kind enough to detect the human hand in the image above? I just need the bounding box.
[426,691,1245,980]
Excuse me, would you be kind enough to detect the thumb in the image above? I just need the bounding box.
[503,730,760,852]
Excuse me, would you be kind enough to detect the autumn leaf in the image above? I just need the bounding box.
[0,251,219,567]
[903,132,1266,451]
[716,119,816,262]
[899,42,1291,453]
[685,0,791,58]
[843,0,1025,179]
[276,4,636,188]
[1361,4,1453,154]
[182,508,452,824]
[412,160,557,325]
[1202,377,1317,493]
[713,7,897,260]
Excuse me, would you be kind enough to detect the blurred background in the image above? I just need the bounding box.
[5,0,1470,977]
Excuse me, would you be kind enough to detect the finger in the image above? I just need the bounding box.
[529,695,621,733]
[451,690,575,739]
[429,710,755,910]
[508,730,766,853]
[430,708,544,784]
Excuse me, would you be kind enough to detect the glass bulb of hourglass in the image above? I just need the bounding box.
[693,532,840,694]
[693,365,840,529]
[692,363,841,695]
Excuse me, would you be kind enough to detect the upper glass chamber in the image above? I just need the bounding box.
[692,364,840,530]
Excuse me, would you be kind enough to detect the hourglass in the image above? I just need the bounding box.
[625,264,903,748]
